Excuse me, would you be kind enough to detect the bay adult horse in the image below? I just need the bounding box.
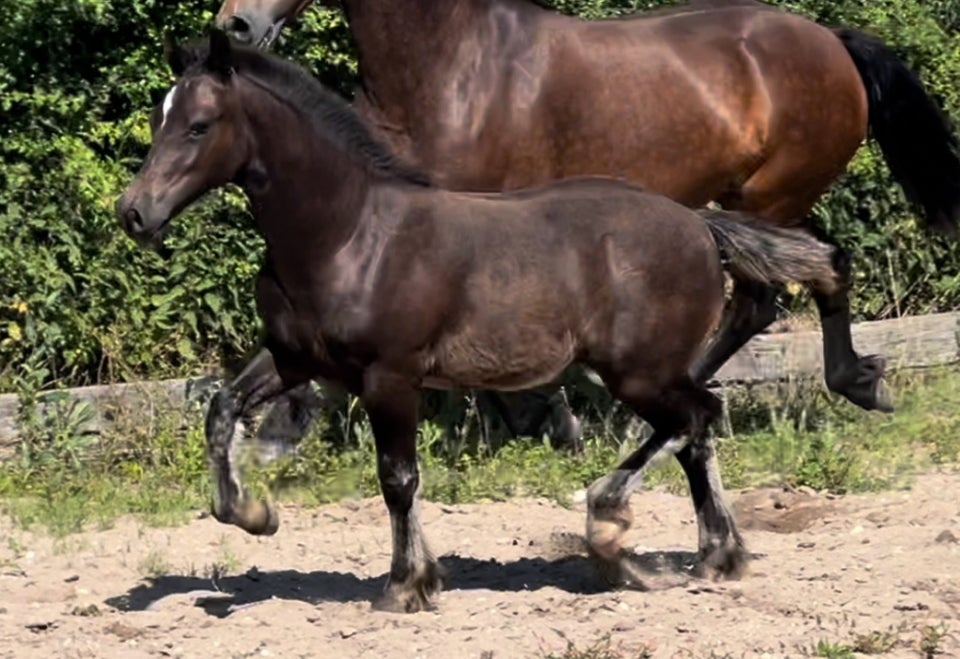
[116,32,843,611]
[214,0,960,430]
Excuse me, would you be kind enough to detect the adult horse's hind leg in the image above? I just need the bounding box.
[362,365,443,613]
[814,244,891,412]
[674,438,746,578]
[688,279,780,385]
[206,345,310,535]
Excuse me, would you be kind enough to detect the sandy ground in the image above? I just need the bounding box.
[1,472,959,658]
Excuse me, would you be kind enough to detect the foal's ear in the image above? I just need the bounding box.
[206,28,234,78]
[163,33,188,77]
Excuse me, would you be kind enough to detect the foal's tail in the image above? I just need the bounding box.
[834,28,960,238]
[701,209,840,294]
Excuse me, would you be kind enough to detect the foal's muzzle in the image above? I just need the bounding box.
[115,193,172,251]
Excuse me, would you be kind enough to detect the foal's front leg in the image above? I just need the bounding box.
[207,346,309,535]
[363,366,443,613]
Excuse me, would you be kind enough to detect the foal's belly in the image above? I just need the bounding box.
[426,323,577,391]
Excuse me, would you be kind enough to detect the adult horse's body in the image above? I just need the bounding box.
[116,33,843,611]
[215,0,960,425]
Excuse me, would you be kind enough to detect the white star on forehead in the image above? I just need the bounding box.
[161,85,178,129]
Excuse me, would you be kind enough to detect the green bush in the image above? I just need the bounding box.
[1,0,959,392]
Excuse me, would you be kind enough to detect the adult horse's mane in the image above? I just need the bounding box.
[529,0,771,19]
[179,37,432,187]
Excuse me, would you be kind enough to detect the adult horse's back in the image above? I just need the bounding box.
[215,0,960,415]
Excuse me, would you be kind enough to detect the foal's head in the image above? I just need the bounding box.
[116,31,248,248]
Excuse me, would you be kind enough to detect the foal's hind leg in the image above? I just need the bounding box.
[585,378,711,564]
[362,365,443,613]
[206,345,310,535]
[674,436,747,579]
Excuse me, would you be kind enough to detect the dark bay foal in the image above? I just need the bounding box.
[116,32,841,612]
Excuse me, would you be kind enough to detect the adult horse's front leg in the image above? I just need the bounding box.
[207,345,309,535]
[480,384,582,451]
[363,366,443,613]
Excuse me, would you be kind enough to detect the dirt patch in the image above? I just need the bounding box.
[733,485,837,534]
[1,473,959,658]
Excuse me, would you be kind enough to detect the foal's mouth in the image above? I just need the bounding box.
[133,218,174,254]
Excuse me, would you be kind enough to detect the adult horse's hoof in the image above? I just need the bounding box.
[372,562,445,613]
[827,354,893,413]
[549,408,584,454]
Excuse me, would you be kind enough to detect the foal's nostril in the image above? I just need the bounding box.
[224,15,253,43]
[124,208,144,233]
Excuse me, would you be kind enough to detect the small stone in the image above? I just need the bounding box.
[935,530,958,544]
[64,575,79,583]
[339,628,357,639]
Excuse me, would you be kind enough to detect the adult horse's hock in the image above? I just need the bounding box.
[117,32,844,611]
[216,0,960,421]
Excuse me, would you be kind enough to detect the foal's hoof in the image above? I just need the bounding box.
[211,496,280,536]
[696,540,749,581]
[586,503,634,561]
[235,497,280,536]
[372,562,445,614]
[829,354,893,413]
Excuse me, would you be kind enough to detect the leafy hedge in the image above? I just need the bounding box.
[2,0,959,391]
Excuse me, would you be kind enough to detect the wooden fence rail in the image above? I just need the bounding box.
[2,311,958,458]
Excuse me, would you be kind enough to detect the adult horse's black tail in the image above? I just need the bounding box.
[835,28,960,238]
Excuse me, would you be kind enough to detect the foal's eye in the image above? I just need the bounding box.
[188,122,210,138]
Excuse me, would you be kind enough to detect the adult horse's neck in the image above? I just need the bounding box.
[236,75,370,257]
[342,0,541,144]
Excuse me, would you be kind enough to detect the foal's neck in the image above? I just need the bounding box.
[238,77,370,256]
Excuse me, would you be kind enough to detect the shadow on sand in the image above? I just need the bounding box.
[104,547,716,617]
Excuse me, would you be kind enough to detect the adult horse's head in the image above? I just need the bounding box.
[216,0,315,47]
[116,30,248,249]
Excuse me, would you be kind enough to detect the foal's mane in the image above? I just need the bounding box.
[181,38,431,187]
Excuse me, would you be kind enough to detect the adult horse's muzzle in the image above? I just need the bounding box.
[219,13,286,49]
